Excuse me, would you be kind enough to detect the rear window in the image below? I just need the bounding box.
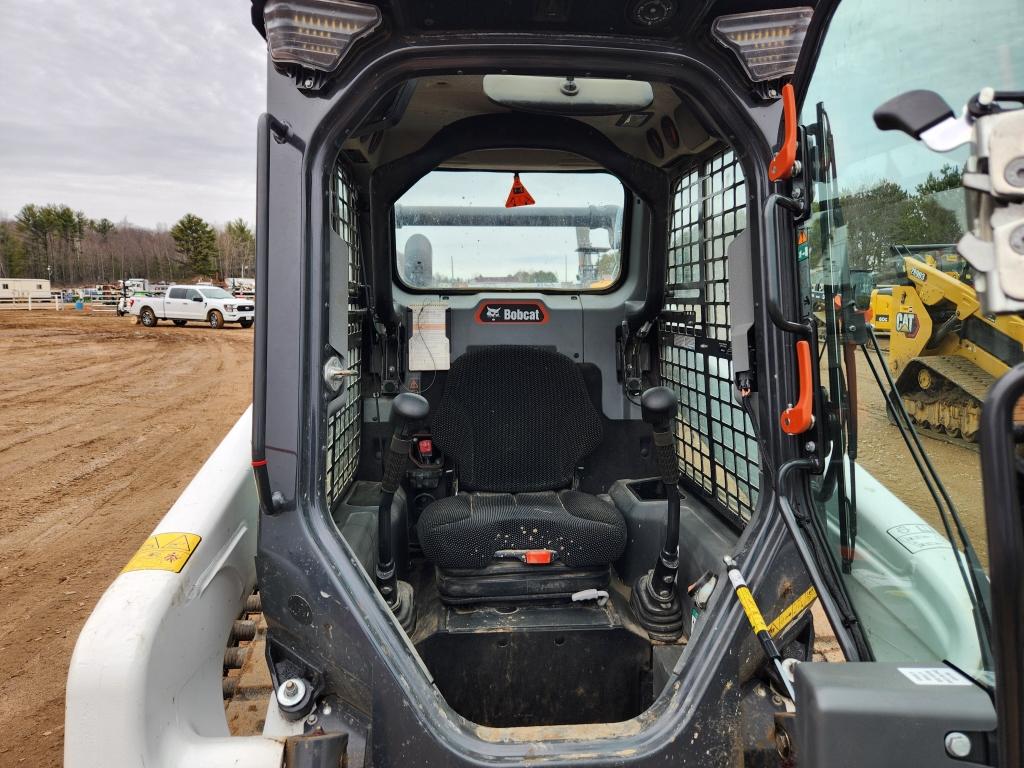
[168,287,186,298]
[394,170,624,291]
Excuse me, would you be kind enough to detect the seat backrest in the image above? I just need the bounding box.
[431,345,603,493]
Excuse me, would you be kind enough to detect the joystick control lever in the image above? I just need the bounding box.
[631,386,685,640]
[377,392,428,632]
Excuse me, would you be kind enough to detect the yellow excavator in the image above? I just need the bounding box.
[883,251,1024,441]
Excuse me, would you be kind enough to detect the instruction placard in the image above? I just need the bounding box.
[408,303,450,371]
[898,667,971,686]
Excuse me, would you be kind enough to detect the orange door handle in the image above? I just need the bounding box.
[769,83,797,182]
[780,339,814,435]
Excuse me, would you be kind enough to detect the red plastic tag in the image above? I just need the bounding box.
[505,173,535,208]
[418,438,433,456]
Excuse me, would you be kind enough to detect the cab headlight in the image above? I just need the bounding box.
[225,304,236,312]
[263,0,382,74]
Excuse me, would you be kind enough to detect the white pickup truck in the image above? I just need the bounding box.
[128,285,255,329]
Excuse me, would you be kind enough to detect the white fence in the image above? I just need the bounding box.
[0,291,64,311]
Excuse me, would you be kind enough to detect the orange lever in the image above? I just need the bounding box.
[780,339,814,435]
[768,83,797,182]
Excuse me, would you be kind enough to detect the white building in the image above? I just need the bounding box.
[0,278,51,300]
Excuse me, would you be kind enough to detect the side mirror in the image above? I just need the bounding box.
[191,296,203,302]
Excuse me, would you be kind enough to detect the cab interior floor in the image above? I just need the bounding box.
[405,557,674,728]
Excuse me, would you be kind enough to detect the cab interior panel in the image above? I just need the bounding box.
[320,71,758,728]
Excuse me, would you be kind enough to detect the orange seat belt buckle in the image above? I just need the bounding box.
[780,339,814,435]
[769,83,798,182]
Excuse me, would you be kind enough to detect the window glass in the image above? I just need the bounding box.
[168,287,186,299]
[394,170,624,291]
[801,0,1022,677]
[186,289,201,300]
[199,287,232,299]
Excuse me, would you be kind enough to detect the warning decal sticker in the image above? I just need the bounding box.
[887,523,949,554]
[767,586,818,637]
[123,532,202,573]
[898,667,971,686]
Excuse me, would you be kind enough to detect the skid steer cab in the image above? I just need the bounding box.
[66,1,1024,767]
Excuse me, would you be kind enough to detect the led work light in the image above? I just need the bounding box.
[264,0,382,73]
[711,7,813,83]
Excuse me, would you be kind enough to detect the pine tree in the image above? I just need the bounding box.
[170,214,218,276]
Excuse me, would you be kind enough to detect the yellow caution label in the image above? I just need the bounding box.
[736,586,768,635]
[123,532,201,573]
[768,586,818,637]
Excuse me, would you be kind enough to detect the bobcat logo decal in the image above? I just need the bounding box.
[475,300,549,324]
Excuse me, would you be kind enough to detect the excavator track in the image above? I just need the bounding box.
[895,355,1024,448]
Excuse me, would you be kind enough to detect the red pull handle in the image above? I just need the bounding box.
[769,83,798,182]
[780,339,814,435]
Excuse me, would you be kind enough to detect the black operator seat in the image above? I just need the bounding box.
[416,345,627,604]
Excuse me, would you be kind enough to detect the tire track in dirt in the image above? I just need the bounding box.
[0,312,254,767]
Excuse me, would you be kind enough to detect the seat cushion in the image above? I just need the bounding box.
[430,346,603,493]
[417,490,627,571]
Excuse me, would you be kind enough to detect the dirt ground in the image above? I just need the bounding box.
[0,310,253,767]
[0,311,989,766]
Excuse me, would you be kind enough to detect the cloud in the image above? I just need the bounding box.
[0,1,267,228]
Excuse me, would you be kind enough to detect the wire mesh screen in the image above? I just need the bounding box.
[325,165,365,507]
[660,150,759,526]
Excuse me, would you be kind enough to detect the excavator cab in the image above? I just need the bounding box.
[63,1,1024,767]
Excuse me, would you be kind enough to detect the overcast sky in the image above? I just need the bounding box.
[0,1,266,229]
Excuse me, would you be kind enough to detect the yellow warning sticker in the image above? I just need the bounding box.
[767,586,818,637]
[122,532,202,573]
[736,586,768,635]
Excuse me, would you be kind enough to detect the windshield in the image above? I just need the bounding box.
[394,170,624,291]
[199,287,232,299]
[801,0,1023,679]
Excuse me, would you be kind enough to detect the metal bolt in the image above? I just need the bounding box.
[791,188,803,200]
[303,77,314,88]
[1009,225,1024,255]
[945,732,972,759]
[321,703,332,716]
[1003,157,1024,188]
[804,441,816,453]
[305,713,319,726]
[277,677,307,708]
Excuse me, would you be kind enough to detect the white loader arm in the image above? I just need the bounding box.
[65,408,284,768]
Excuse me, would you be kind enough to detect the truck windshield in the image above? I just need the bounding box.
[800,0,1023,680]
[394,170,624,291]
[199,287,232,299]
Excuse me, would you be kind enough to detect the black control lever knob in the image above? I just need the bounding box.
[641,386,678,432]
[390,392,429,437]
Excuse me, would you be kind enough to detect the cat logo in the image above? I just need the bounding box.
[895,310,920,339]
[475,300,549,324]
